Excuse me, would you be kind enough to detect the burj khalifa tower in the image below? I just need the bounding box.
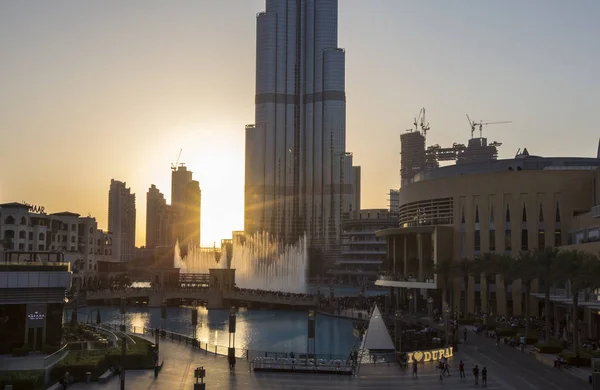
[244,0,360,251]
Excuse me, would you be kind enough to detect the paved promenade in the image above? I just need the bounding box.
[64,325,589,390]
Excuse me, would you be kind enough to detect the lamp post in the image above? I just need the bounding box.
[191,300,198,346]
[408,293,413,315]
[443,302,450,346]
[307,310,316,361]
[119,297,126,332]
[228,307,237,369]
[394,309,403,357]
[427,297,434,329]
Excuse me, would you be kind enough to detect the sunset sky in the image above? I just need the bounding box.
[1,0,599,247]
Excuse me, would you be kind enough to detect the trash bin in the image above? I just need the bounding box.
[86,371,92,384]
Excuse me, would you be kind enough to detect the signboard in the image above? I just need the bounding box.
[26,304,46,328]
[23,202,46,214]
[406,347,453,364]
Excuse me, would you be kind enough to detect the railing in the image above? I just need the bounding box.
[100,324,354,362]
[43,343,70,368]
[377,274,435,283]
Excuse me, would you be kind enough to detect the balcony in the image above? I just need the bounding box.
[375,273,437,289]
[341,250,386,256]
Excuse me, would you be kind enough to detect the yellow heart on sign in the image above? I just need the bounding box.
[413,351,424,362]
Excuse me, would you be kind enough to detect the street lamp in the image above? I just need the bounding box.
[394,309,403,357]
[427,297,434,329]
[408,293,413,314]
[443,302,450,346]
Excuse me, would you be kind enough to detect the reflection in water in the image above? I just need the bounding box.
[71,306,357,356]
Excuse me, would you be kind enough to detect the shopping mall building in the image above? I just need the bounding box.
[376,146,600,337]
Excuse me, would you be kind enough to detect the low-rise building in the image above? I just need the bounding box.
[0,202,112,290]
[328,209,397,285]
[0,250,71,354]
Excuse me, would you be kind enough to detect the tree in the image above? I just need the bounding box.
[557,250,599,356]
[455,258,474,319]
[471,253,498,316]
[533,247,560,344]
[495,253,516,316]
[434,258,457,310]
[514,250,538,339]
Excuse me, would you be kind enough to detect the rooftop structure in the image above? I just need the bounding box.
[400,110,508,186]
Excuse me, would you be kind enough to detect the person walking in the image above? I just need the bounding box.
[464,328,468,344]
[412,360,418,379]
[473,365,479,385]
[482,366,488,387]
[496,333,501,347]
[459,360,465,378]
[442,360,450,376]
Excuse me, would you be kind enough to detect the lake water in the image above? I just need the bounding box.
[71,305,359,358]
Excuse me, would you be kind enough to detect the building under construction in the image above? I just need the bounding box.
[400,109,506,186]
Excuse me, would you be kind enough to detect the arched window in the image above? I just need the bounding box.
[71,224,77,231]
[4,216,15,225]
[39,233,45,241]
[89,227,94,234]
[20,217,27,225]
[4,230,15,239]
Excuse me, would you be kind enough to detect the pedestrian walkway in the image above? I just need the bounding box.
[62,329,589,390]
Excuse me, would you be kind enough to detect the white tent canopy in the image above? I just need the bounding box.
[361,305,395,351]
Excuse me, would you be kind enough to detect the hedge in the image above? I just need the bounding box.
[0,370,45,390]
[534,343,563,354]
[50,336,155,383]
[496,329,517,337]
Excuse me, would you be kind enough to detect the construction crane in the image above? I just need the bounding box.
[171,149,182,171]
[413,109,422,132]
[420,107,430,140]
[466,114,512,138]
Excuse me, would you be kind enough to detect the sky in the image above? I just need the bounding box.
[1,0,599,247]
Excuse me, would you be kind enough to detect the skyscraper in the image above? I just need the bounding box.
[171,165,201,252]
[245,0,359,250]
[108,179,136,262]
[146,184,173,249]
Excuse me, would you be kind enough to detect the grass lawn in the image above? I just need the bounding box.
[50,333,156,383]
[0,369,45,390]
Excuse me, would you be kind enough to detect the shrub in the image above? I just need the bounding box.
[497,329,517,337]
[50,336,155,384]
[12,346,31,357]
[534,343,563,354]
[0,370,45,390]
[560,351,592,367]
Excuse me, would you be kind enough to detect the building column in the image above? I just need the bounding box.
[554,303,559,338]
[403,236,408,276]
[417,233,423,282]
[586,307,592,340]
[392,236,397,275]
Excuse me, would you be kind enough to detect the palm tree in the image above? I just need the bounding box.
[495,253,516,316]
[455,258,474,319]
[472,253,497,317]
[434,258,457,310]
[514,250,538,339]
[533,247,560,344]
[557,249,598,356]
